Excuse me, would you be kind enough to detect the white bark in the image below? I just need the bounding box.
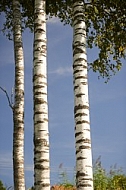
[33,0,50,190]
[73,1,93,190]
[12,0,25,189]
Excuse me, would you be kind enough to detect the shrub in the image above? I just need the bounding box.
[0,180,6,190]
[56,158,126,190]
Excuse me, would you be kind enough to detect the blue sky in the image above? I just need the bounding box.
[0,17,126,188]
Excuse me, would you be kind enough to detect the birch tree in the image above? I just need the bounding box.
[1,1,126,190]
[1,0,125,78]
[33,0,50,189]
[72,1,93,189]
[12,0,25,189]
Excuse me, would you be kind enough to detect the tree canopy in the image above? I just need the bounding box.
[0,0,126,79]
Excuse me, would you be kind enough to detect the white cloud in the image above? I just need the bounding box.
[0,151,75,173]
[0,152,33,172]
[0,152,12,170]
[49,66,72,76]
[25,164,33,172]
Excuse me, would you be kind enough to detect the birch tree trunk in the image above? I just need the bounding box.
[33,0,50,189]
[12,0,25,189]
[72,1,93,190]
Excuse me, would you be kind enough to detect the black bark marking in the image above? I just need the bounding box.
[77,183,92,188]
[34,149,49,155]
[81,81,88,85]
[33,74,46,82]
[35,165,49,170]
[34,158,49,163]
[76,138,91,144]
[76,173,92,187]
[34,182,50,187]
[75,131,82,137]
[77,156,86,160]
[74,69,87,75]
[76,145,91,154]
[34,98,47,104]
[34,111,47,115]
[36,28,45,33]
[74,75,87,80]
[73,63,87,69]
[73,41,86,48]
[79,145,91,150]
[74,13,85,21]
[73,47,84,54]
[35,119,48,124]
[74,105,89,113]
[34,138,48,147]
[76,120,90,125]
[76,93,85,98]
[76,171,88,178]
[74,81,87,90]
[76,149,80,154]
[34,92,47,97]
[75,112,88,118]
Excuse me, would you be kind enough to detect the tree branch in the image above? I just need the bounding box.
[0,86,14,110]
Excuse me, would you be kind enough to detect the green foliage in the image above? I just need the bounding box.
[0,0,72,36]
[58,158,126,190]
[58,164,75,187]
[0,180,6,190]
[93,157,126,190]
[0,0,126,79]
[0,180,13,190]
[86,0,126,80]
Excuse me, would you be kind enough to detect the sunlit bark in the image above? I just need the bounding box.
[73,1,93,190]
[33,0,50,189]
[12,0,25,189]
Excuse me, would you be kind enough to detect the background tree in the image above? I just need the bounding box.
[12,0,25,189]
[0,0,25,189]
[33,0,50,189]
[0,1,126,189]
[1,0,125,76]
[0,1,26,189]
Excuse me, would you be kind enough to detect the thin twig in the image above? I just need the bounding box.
[11,87,14,107]
[0,86,13,110]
